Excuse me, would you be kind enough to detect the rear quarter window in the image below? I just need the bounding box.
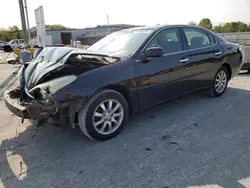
[208,34,216,45]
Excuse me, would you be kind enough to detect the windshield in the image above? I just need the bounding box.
[87,29,154,57]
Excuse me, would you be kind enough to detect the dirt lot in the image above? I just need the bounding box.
[1,65,250,188]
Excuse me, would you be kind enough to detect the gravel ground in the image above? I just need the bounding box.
[1,69,250,188]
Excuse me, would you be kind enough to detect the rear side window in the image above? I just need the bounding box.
[208,34,216,45]
[183,28,211,50]
[147,28,183,54]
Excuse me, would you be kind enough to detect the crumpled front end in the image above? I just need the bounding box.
[4,75,85,126]
[4,47,120,126]
[4,69,84,126]
[4,47,81,126]
[4,88,58,120]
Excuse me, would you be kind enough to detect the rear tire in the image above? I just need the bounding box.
[210,66,229,97]
[78,89,129,141]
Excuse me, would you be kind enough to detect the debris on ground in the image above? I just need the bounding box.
[145,147,152,151]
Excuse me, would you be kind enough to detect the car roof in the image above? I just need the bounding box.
[126,24,208,32]
[59,25,214,55]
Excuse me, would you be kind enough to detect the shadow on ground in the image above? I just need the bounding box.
[1,86,250,188]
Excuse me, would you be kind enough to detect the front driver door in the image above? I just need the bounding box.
[135,27,190,109]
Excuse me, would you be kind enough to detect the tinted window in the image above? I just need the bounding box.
[183,28,210,50]
[147,28,183,54]
[209,34,216,45]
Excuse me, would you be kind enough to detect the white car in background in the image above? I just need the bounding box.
[8,39,25,48]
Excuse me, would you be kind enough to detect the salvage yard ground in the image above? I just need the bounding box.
[1,64,250,188]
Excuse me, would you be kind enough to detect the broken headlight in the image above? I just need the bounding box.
[29,75,77,98]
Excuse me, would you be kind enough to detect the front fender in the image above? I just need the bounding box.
[54,59,135,101]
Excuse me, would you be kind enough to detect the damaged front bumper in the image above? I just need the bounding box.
[4,89,85,126]
[4,89,57,119]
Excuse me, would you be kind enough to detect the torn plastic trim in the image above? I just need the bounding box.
[8,93,84,120]
[24,96,86,127]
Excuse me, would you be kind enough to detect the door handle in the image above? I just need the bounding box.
[180,58,189,63]
[214,51,222,56]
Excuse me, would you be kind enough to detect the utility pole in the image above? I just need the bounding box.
[18,0,28,43]
[23,0,31,43]
[107,14,110,33]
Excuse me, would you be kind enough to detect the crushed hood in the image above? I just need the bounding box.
[23,47,121,90]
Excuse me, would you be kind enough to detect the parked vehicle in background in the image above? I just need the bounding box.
[1,39,25,52]
[239,45,250,72]
[0,41,9,50]
[240,62,250,72]
[4,25,243,141]
[8,39,25,49]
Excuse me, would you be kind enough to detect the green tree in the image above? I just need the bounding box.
[0,26,23,41]
[188,21,197,26]
[9,26,19,32]
[199,18,213,30]
[47,24,65,30]
[229,22,240,32]
[219,22,248,32]
[213,25,224,33]
[9,25,22,39]
[238,22,248,32]
[221,23,233,32]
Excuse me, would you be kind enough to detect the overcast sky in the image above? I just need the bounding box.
[1,0,250,29]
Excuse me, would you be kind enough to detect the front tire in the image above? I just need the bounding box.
[78,89,129,141]
[210,66,229,97]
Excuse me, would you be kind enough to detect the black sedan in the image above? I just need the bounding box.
[4,25,243,141]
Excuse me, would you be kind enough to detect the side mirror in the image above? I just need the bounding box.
[145,47,163,58]
[3,45,13,53]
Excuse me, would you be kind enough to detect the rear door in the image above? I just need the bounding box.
[135,27,191,109]
[180,27,223,90]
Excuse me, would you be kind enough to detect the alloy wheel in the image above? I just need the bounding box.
[92,99,124,135]
[215,70,227,93]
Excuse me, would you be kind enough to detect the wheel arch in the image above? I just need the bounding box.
[101,84,133,115]
[221,63,232,80]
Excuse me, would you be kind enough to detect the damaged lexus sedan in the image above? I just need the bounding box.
[4,25,243,141]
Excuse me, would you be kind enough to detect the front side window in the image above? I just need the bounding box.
[183,28,211,50]
[147,28,183,54]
